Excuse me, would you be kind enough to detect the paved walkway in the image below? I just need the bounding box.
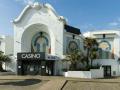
[1,76,120,90]
[0,76,67,90]
[39,79,66,90]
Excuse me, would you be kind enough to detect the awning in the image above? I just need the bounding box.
[64,25,81,35]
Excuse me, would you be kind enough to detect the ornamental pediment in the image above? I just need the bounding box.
[12,2,65,24]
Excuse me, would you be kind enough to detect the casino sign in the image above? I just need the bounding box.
[17,52,59,60]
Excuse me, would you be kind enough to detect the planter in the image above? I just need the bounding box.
[63,68,103,78]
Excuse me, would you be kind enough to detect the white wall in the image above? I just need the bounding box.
[0,35,5,53]
[63,32,84,55]
[91,68,103,78]
[93,59,119,76]
[12,3,65,72]
[12,3,83,74]
[64,71,91,78]
[83,30,120,77]
[13,4,64,57]
[83,30,120,60]
[0,35,14,55]
[0,35,15,72]
[64,69,103,78]
[5,36,14,55]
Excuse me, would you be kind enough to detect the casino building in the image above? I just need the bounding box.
[10,2,83,75]
[3,2,120,77]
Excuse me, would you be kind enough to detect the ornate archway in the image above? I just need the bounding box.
[31,32,51,53]
[21,23,51,53]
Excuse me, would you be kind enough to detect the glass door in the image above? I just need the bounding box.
[102,65,111,77]
[46,61,54,76]
[22,60,54,75]
[40,61,46,75]
[40,61,54,76]
[23,61,40,75]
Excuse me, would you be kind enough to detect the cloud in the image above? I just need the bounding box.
[80,24,96,32]
[108,18,120,27]
[15,0,36,5]
[109,22,119,26]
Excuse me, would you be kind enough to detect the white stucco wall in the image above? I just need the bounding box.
[12,3,66,73]
[0,35,5,53]
[83,30,120,77]
[83,30,120,60]
[0,35,14,72]
[63,32,84,54]
[93,59,120,76]
[5,36,14,55]
[13,3,64,57]
[11,3,83,74]
[64,69,103,78]
[65,71,91,78]
[0,35,13,55]
[91,68,103,78]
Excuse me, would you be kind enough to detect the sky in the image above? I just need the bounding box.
[1,0,120,35]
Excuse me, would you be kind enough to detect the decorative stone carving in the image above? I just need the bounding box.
[32,2,42,10]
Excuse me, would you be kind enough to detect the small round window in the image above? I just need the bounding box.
[68,41,78,53]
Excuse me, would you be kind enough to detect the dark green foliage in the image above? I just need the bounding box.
[64,49,82,71]
[63,37,99,71]
[84,37,99,68]
[0,51,10,71]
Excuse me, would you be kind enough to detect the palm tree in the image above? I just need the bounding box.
[0,51,10,71]
[64,49,82,71]
[84,37,98,68]
[90,47,98,68]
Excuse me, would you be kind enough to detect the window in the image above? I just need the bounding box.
[98,40,111,59]
[68,41,78,52]
[31,32,50,53]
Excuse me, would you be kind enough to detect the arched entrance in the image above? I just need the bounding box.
[21,24,51,52]
[17,24,55,75]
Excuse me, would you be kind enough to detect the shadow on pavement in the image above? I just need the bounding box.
[0,79,41,86]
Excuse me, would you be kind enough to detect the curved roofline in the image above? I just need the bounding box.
[12,5,31,23]
[12,2,66,24]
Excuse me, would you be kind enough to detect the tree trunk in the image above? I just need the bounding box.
[0,62,3,71]
[73,63,77,70]
[91,59,93,68]
[70,62,77,71]
[86,48,90,68]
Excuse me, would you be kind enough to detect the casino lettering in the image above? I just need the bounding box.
[21,53,41,59]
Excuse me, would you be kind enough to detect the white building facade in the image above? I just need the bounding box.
[0,35,5,53]
[2,2,120,78]
[10,2,82,75]
[0,35,13,55]
[0,35,14,71]
[84,30,120,77]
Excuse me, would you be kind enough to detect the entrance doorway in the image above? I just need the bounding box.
[22,60,54,75]
[102,65,111,77]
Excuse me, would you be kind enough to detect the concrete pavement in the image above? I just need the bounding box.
[0,76,120,90]
[39,79,66,90]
